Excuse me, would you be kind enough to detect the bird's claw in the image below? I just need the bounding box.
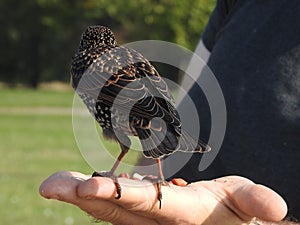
[142,175,168,209]
[92,171,122,199]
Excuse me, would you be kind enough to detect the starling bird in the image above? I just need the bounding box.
[71,25,210,208]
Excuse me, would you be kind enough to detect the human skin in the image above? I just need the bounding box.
[39,171,287,225]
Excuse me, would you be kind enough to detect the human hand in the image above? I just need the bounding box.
[39,171,287,225]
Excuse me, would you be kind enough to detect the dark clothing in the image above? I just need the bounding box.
[171,0,300,219]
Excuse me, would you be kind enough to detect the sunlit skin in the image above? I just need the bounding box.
[40,171,287,225]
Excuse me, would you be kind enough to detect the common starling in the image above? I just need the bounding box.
[71,25,210,208]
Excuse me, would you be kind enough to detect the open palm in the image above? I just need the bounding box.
[40,171,287,225]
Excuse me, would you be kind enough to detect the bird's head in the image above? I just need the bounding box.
[79,25,116,50]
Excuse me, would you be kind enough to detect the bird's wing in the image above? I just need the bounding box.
[77,46,179,122]
[76,46,210,154]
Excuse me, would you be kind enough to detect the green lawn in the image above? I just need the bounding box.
[0,87,140,225]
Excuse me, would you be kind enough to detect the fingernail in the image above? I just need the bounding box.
[133,173,144,180]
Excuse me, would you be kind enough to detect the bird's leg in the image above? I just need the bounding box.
[156,158,168,209]
[142,158,167,209]
[92,143,129,199]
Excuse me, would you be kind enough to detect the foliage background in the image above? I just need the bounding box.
[0,1,216,224]
[0,0,215,87]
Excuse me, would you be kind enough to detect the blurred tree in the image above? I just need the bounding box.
[0,0,215,87]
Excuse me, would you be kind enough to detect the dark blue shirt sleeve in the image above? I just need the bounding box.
[202,0,238,51]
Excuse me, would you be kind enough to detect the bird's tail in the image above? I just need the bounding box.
[178,129,211,153]
[137,124,211,159]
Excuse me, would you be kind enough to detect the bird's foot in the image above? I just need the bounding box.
[92,171,122,199]
[142,175,169,209]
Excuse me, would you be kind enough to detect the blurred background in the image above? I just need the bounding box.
[0,0,215,224]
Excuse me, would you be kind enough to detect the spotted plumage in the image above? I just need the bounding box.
[71,25,210,208]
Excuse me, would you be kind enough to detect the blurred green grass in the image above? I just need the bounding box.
[0,87,140,225]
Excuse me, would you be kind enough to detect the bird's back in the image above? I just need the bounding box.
[71,26,209,159]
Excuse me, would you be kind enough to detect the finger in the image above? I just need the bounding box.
[77,176,208,224]
[170,178,188,186]
[118,172,130,178]
[40,171,158,225]
[77,197,159,225]
[232,183,287,221]
[39,171,89,204]
[216,176,287,221]
[77,176,158,209]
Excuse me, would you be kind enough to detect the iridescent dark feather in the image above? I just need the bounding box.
[71,25,210,159]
